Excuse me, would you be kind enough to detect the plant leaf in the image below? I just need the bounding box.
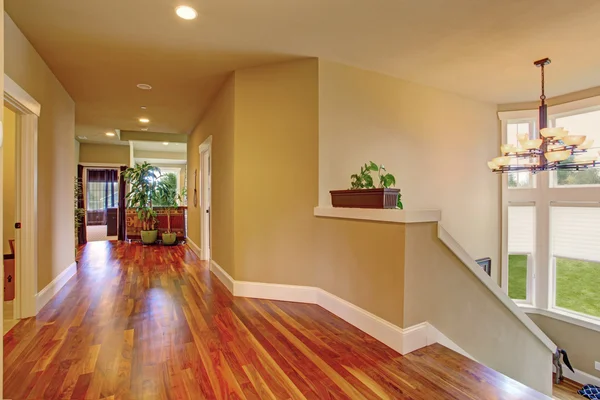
[369,161,379,172]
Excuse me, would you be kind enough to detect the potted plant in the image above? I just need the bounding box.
[330,161,403,209]
[155,180,183,246]
[122,162,162,244]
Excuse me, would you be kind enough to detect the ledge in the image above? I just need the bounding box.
[520,305,600,334]
[313,206,441,224]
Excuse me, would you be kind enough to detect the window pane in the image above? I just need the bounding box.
[555,257,600,318]
[506,122,532,188]
[553,110,600,186]
[508,254,527,300]
[508,206,535,254]
[551,206,600,262]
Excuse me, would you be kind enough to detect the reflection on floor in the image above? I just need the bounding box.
[3,300,18,334]
[86,225,117,242]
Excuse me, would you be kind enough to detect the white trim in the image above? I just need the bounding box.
[4,76,40,320]
[35,262,77,313]
[4,74,41,117]
[209,260,234,294]
[522,306,600,333]
[186,238,202,259]
[549,95,600,117]
[199,136,212,260]
[313,206,441,224]
[208,266,473,357]
[554,365,600,388]
[438,224,556,352]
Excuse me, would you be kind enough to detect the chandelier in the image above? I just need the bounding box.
[488,58,599,174]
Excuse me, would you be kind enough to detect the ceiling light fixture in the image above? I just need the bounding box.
[488,57,599,174]
[141,128,148,131]
[137,84,152,90]
[139,118,150,123]
[175,5,198,20]
[105,132,115,137]
[163,142,169,146]
[141,106,147,110]
[77,136,87,140]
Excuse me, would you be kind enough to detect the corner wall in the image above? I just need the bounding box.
[5,13,76,291]
[2,107,16,255]
[318,60,501,281]
[187,75,235,276]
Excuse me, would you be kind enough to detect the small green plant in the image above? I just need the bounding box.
[155,182,184,234]
[122,162,162,231]
[74,178,86,252]
[350,161,403,209]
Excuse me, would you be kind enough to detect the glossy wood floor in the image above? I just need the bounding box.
[553,377,583,400]
[4,241,553,399]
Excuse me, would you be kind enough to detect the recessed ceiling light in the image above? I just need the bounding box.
[139,118,150,123]
[163,142,169,146]
[137,84,152,90]
[105,132,115,137]
[175,5,198,20]
[77,136,87,139]
[141,106,147,110]
[141,128,148,131]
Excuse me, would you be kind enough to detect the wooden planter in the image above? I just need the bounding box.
[330,188,400,209]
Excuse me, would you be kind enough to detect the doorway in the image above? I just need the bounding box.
[199,137,212,260]
[84,168,119,242]
[3,75,40,321]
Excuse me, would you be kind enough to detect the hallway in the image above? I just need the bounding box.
[3,242,549,399]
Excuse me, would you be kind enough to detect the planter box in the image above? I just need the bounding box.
[330,188,400,209]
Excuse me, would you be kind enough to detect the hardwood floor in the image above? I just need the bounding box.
[553,377,583,400]
[4,241,553,399]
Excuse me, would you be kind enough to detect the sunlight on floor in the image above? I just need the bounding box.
[87,225,118,242]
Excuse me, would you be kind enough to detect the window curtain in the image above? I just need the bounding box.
[77,164,87,244]
[118,166,127,241]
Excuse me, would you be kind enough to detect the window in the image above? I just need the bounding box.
[551,206,600,318]
[507,206,535,301]
[87,181,118,211]
[506,122,535,188]
[551,110,600,187]
[500,98,600,326]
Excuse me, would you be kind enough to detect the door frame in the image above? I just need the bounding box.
[4,74,40,319]
[199,136,212,261]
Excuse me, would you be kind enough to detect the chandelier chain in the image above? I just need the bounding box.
[540,64,546,101]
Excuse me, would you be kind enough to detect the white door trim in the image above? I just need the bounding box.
[4,74,40,319]
[199,136,212,261]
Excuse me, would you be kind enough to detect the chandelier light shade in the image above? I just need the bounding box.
[488,58,599,174]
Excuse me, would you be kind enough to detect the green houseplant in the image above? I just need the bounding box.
[122,162,162,244]
[331,161,402,209]
[74,178,86,257]
[155,180,183,246]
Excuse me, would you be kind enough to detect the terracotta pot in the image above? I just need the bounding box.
[330,188,400,209]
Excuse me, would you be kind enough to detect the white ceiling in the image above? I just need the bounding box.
[132,141,187,153]
[7,0,600,139]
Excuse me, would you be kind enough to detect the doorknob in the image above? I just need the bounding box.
[14,222,21,229]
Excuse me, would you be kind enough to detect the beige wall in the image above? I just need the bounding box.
[2,107,16,255]
[403,223,552,395]
[79,143,129,165]
[74,140,80,174]
[5,13,76,291]
[528,314,600,379]
[233,59,319,286]
[498,85,600,112]
[318,61,501,281]
[187,75,235,276]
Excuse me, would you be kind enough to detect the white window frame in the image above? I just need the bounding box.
[499,96,600,332]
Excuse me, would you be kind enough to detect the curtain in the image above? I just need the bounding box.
[118,166,127,241]
[77,164,87,244]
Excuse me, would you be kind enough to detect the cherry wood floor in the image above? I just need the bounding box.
[553,377,583,400]
[4,241,554,399]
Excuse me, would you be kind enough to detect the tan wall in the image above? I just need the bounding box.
[79,143,129,165]
[2,107,16,255]
[74,140,80,173]
[5,13,76,291]
[318,60,502,281]
[403,223,552,395]
[233,59,319,286]
[0,1,4,390]
[187,75,235,276]
[529,314,600,379]
[498,85,600,112]
[134,150,186,161]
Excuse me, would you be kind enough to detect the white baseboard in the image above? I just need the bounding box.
[555,365,600,387]
[36,262,77,313]
[210,260,235,293]
[209,273,469,357]
[186,238,202,259]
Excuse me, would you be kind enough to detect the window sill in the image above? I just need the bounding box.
[313,206,441,224]
[520,305,600,333]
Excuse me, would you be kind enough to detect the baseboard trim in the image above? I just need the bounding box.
[210,260,235,294]
[36,262,77,313]
[186,238,202,259]
[556,365,600,387]
[209,274,469,357]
